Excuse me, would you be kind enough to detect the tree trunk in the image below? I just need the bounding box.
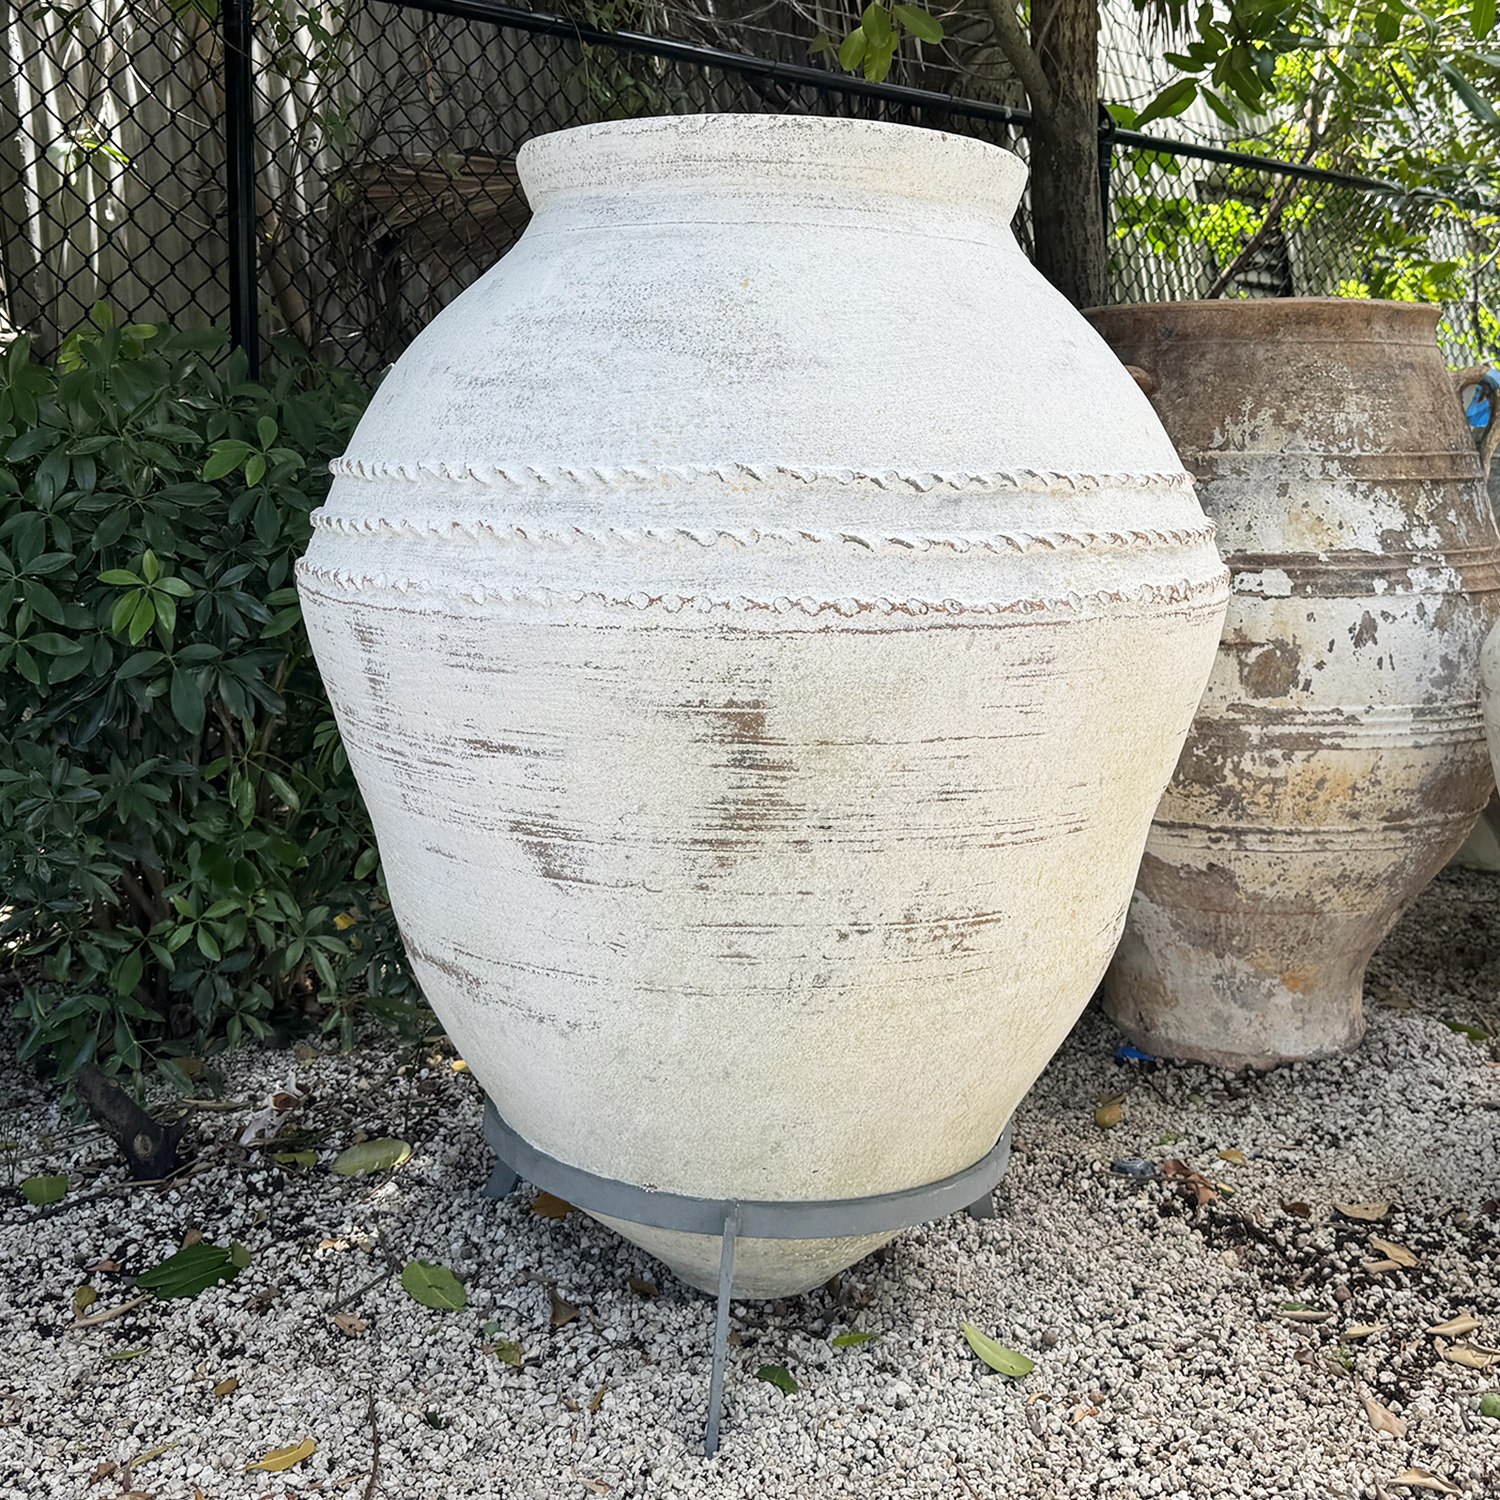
[1028,0,1107,309]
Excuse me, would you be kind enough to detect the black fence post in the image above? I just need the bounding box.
[223,0,259,378]
[1097,104,1116,231]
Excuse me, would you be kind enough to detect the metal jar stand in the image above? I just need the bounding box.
[482,1097,1012,1454]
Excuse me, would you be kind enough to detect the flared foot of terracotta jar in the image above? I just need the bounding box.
[1104,919,1368,1068]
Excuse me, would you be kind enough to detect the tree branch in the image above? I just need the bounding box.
[982,0,1056,118]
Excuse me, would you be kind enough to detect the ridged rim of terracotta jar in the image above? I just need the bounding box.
[1083,296,1443,343]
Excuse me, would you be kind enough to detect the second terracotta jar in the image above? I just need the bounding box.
[1087,298,1500,1067]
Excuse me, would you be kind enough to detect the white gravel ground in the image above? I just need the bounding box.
[3,869,1500,1500]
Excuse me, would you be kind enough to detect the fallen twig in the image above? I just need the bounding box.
[364,1389,380,1500]
[328,1257,400,1315]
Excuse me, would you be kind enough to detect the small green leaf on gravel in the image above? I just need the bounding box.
[755,1364,798,1395]
[137,1241,246,1299]
[1095,1096,1124,1129]
[1444,1018,1489,1041]
[106,1346,151,1361]
[21,1174,67,1205]
[401,1260,466,1311]
[832,1330,879,1347]
[1480,1392,1500,1419]
[273,1150,317,1169]
[74,1285,97,1317]
[229,1241,252,1269]
[962,1322,1035,1377]
[331,1138,412,1175]
[487,1337,524,1367]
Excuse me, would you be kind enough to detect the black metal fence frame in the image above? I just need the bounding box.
[36,0,1500,378]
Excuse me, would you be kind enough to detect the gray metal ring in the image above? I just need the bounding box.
[482,1096,1012,1240]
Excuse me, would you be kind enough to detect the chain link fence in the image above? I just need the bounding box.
[4,0,1498,375]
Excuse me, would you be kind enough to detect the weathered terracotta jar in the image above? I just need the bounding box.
[1087,299,1500,1068]
[299,115,1228,1295]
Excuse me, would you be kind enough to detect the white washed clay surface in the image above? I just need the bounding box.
[298,115,1229,1295]
[1090,300,1500,1070]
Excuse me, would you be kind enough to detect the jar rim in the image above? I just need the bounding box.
[515,113,1028,222]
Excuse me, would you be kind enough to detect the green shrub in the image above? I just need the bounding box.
[0,309,424,1086]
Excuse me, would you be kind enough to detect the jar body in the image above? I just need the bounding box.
[300,116,1228,1292]
[1088,299,1500,1069]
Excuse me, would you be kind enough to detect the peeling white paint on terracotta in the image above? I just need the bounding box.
[1089,298,1500,1071]
[298,115,1228,1295]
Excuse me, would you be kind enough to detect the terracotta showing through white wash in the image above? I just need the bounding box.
[298,115,1229,1295]
[1089,298,1500,1070]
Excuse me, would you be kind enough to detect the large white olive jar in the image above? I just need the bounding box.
[298,115,1229,1296]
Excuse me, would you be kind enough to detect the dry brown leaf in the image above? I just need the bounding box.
[1218,1149,1248,1165]
[1282,1309,1334,1323]
[90,1258,124,1274]
[1281,1201,1312,1218]
[332,1312,368,1339]
[1162,1159,1219,1209]
[1370,1237,1419,1268]
[1428,1314,1482,1338]
[1335,1201,1391,1222]
[1443,1341,1500,1370]
[1389,1470,1461,1494]
[74,1293,151,1328]
[627,1276,658,1299]
[213,1377,238,1398]
[1363,1259,1403,1275]
[577,1482,612,1496]
[244,1437,316,1473]
[180,1229,204,1249]
[88,1461,117,1485]
[589,1383,607,1414]
[1342,1324,1390,1341]
[1362,1396,1407,1438]
[550,1289,580,1329]
[532,1192,572,1220]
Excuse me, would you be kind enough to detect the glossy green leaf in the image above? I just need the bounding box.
[1134,78,1198,129]
[962,1322,1035,1377]
[838,26,867,70]
[1481,1392,1500,1418]
[1473,0,1496,39]
[861,3,893,46]
[1440,60,1500,122]
[170,669,205,735]
[20,1173,67,1205]
[402,1260,466,1311]
[892,4,943,42]
[755,1364,798,1394]
[331,1138,412,1175]
[137,1240,246,1299]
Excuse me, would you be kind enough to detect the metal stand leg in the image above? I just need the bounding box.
[703,1207,739,1457]
[965,1120,1012,1220]
[484,1163,519,1200]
